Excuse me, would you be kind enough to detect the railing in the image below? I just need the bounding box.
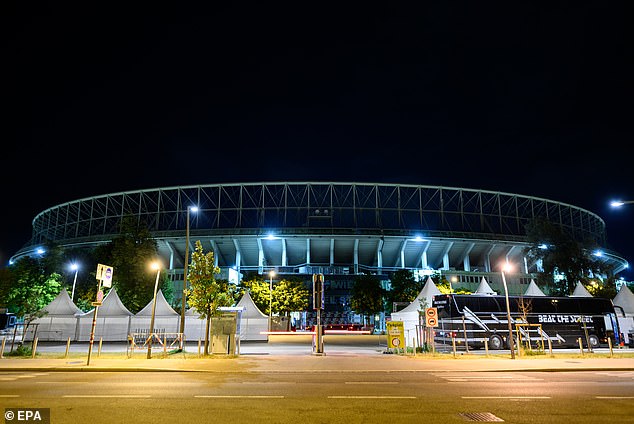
[127,331,184,358]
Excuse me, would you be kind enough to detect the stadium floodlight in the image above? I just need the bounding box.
[610,200,634,208]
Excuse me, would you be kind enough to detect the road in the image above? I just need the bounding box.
[1,368,633,423]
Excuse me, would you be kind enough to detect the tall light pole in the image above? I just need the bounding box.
[180,206,198,338]
[69,263,79,302]
[268,270,275,332]
[147,261,161,359]
[450,276,457,293]
[500,262,515,359]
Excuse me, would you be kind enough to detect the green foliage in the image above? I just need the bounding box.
[5,343,33,357]
[272,279,309,329]
[386,270,422,313]
[524,218,610,296]
[3,257,62,321]
[237,277,271,314]
[350,274,385,324]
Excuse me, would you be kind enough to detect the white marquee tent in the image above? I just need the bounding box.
[474,277,497,295]
[613,284,634,344]
[571,282,593,297]
[391,276,441,343]
[75,287,133,341]
[130,290,180,335]
[235,291,269,341]
[25,288,82,341]
[524,279,546,296]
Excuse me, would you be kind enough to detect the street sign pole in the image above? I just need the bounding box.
[87,264,112,365]
[86,279,102,366]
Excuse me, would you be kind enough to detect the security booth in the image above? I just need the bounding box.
[211,309,241,355]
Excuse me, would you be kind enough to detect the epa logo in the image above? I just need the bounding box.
[4,409,50,423]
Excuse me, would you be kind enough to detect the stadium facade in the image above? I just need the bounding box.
[11,182,628,320]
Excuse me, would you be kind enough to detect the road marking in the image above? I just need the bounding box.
[344,382,399,385]
[462,396,551,399]
[195,395,285,399]
[0,395,19,397]
[63,395,151,398]
[596,396,634,399]
[328,396,416,399]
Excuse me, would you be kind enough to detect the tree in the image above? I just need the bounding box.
[3,256,62,336]
[94,215,173,313]
[185,241,235,355]
[524,218,610,296]
[350,274,385,326]
[237,277,271,315]
[272,279,309,330]
[386,269,422,313]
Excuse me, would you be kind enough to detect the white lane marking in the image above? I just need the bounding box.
[195,395,285,398]
[596,396,634,399]
[0,395,19,397]
[344,382,399,385]
[63,395,151,398]
[462,396,551,399]
[328,396,416,399]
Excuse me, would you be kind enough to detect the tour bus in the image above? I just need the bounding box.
[432,294,621,350]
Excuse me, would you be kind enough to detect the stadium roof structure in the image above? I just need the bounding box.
[13,182,628,280]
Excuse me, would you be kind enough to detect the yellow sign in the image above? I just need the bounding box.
[386,321,405,349]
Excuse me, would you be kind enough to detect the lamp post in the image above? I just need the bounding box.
[180,206,198,337]
[70,263,79,302]
[147,262,161,359]
[269,270,275,332]
[500,262,515,359]
[450,276,458,293]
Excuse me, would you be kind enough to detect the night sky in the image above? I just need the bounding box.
[2,6,632,278]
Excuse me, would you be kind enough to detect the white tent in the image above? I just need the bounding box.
[524,279,546,296]
[184,307,206,343]
[235,291,269,341]
[26,288,81,341]
[390,277,441,343]
[474,277,497,295]
[75,287,133,341]
[571,282,592,297]
[130,290,180,335]
[613,284,634,344]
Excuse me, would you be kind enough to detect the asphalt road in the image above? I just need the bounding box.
[1,368,633,423]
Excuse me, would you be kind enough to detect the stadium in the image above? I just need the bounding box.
[10,182,629,327]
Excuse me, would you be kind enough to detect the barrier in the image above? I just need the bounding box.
[127,331,184,358]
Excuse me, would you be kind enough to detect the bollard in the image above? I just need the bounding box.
[608,337,613,358]
[98,337,103,357]
[164,335,167,355]
[452,336,457,358]
[578,338,584,355]
[0,337,6,359]
[198,339,202,357]
[484,339,489,357]
[31,337,38,358]
[65,337,71,358]
[548,338,553,357]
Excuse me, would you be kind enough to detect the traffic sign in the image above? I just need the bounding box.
[97,264,114,288]
[425,307,438,327]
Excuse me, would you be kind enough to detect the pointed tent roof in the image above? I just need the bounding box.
[524,279,546,296]
[135,290,178,316]
[41,288,82,316]
[571,282,593,297]
[235,291,268,319]
[613,284,634,315]
[76,287,133,317]
[475,277,497,295]
[396,276,441,313]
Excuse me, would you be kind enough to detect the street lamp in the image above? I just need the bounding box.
[269,270,275,332]
[610,200,634,208]
[69,263,79,302]
[450,276,458,293]
[180,205,198,337]
[500,262,515,359]
[147,261,162,359]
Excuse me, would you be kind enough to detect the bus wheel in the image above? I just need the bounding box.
[489,335,504,350]
[588,334,600,348]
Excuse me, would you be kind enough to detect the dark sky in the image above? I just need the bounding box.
[2,6,632,278]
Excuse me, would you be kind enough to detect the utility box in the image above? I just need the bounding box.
[210,311,239,354]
